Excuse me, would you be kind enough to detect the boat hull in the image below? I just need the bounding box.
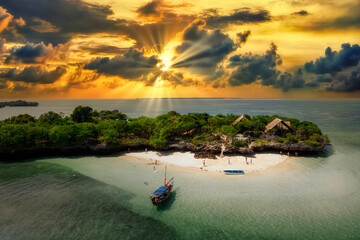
[224,170,245,175]
[151,184,173,206]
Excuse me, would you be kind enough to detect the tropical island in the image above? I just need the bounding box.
[0,100,39,108]
[0,106,330,162]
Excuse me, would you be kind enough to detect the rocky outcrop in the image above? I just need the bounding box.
[250,142,326,152]
[232,134,250,142]
[194,152,217,159]
[1,139,329,161]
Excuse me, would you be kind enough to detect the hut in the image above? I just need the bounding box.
[231,115,249,125]
[265,118,294,133]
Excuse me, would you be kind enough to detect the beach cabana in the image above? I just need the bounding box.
[265,118,294,133]
[232,115,249,125]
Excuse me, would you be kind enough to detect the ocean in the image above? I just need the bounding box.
[0,99,359,239]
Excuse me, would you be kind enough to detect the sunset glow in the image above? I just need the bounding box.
[0,0,359,98]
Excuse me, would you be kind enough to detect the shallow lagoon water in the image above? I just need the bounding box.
[1,99,360,239]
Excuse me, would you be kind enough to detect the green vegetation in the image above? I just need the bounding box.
[0,106,329,156]
[231,141,248,148]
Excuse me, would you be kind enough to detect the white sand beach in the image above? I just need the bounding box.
[125,151,289,174]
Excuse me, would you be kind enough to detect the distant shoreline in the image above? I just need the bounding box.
[0,100,39,108]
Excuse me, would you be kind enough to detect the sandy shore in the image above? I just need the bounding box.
[125,151,289,174]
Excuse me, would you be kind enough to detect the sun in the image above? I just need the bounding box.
[158,53,173,72]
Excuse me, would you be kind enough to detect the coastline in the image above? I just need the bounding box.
[125,150,289,175]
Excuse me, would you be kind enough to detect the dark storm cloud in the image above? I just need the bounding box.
[84,48,159,80]
[291,10,309,16]
[329,68,360,92]
[226,42,360,92]
[316,75,332,83]
[204,8,271,29]
[304,43,360,74]
[228,43,282,86]
[136,0,162,18]
[1,0,122,34]
[4,42,68,64]
[0,0,193,51]
[275,69,305,91]
[172,20,238,74]
[1,0,127,45]
[237,30,251,46]
[0,66,66,84]
[79,44,128,55]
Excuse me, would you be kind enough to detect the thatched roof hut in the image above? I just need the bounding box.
[265,118,294,132]
[232,115,249,125]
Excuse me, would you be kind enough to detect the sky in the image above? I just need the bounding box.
[0,0,359,99]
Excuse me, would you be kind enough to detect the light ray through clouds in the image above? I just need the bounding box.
[0,0,359,98]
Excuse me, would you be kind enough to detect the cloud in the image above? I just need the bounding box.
[0,6,13,32]
[204,8,271,29]
[291,10,309,16]
[4,42,69,64]
[304,43,360,74]
[84,48,159,80]
[136,0,163,18]
[79,44,128,55]
[1,0,127,45]
[0,66,66,84]
[1,0,122,34]
[30,18,60,33]
[316,75,332,83]
[275,69,305,91]
[298,5,360,30]
[0,38,5,53]
[237,30,251,46]
[1,1,191,51]
[228,43,282,86]
[64,65,99,90]
[172,20,238,74]
[328,68,360,92]
[122,21,189,51]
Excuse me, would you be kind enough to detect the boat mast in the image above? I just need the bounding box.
[164,166,167,185]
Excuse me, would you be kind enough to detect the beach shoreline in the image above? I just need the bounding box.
[125,150,289,175]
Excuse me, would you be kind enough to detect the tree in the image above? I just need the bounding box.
[71,106,93,123]
[7,114,35,124]
[38,111,63,124]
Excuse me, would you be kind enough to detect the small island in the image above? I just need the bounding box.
[0,100,39,108]
[0,106,330,161]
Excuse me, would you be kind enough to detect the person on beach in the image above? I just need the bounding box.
[280,151,282,156]
[228,158,231,165]
[245,157,248,165]
[250,159,253,165]
[145,148,148,152]
[203,160,206,167]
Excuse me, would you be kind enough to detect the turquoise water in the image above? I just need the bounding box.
[1,99,360,239]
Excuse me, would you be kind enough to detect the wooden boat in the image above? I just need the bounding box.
[150,166,174,206]
[224,170,245,175]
